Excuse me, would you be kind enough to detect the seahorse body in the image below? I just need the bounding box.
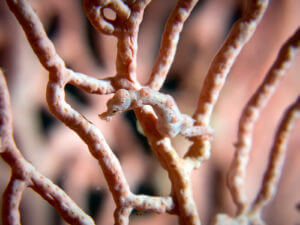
[100,88,212,138]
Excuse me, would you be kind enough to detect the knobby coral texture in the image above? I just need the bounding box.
[0,0,299,225]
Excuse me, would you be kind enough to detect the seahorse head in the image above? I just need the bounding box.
[99,89,132,121]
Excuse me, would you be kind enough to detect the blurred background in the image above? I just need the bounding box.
[0,0,299,224]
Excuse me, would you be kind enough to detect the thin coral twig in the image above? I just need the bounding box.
[0,70,95,225]
[148,0,199,90]
[184,0,269,170]
[129,195,175,214]
[212,97,300,225]
[193,0,269,126]
[227,28,300,214]
[5,0,64,73]
[135,109,200,225]
[0,73,13,153]
[0,70,28,225]
[67,69,115,95]
[2,178,27,225]
[114,207,132,225]
[250,96,300,218]
[83,0,151,89]
[6,0,119,93]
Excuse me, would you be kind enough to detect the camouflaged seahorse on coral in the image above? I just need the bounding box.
[100,88,213,138]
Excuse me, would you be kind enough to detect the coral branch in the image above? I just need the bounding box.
[129,195,175,214]
[0,72,13,153]
[83,0,131,36]
[184,0,269,170]
[5,0,129,92]
[148,0,199,90]
[227,28,300,214]
[30,173,94,224]
[2,177,27,225]
[46,73,134,211]
[135,109,200,225]
[194,0,269,126]
[67,69,115,95]
[250,96,300,218]
[213,96,300,225]
[0,70,95,225]
[5,0,65,73]
[83,0,151,88]
[114,207,132,225]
